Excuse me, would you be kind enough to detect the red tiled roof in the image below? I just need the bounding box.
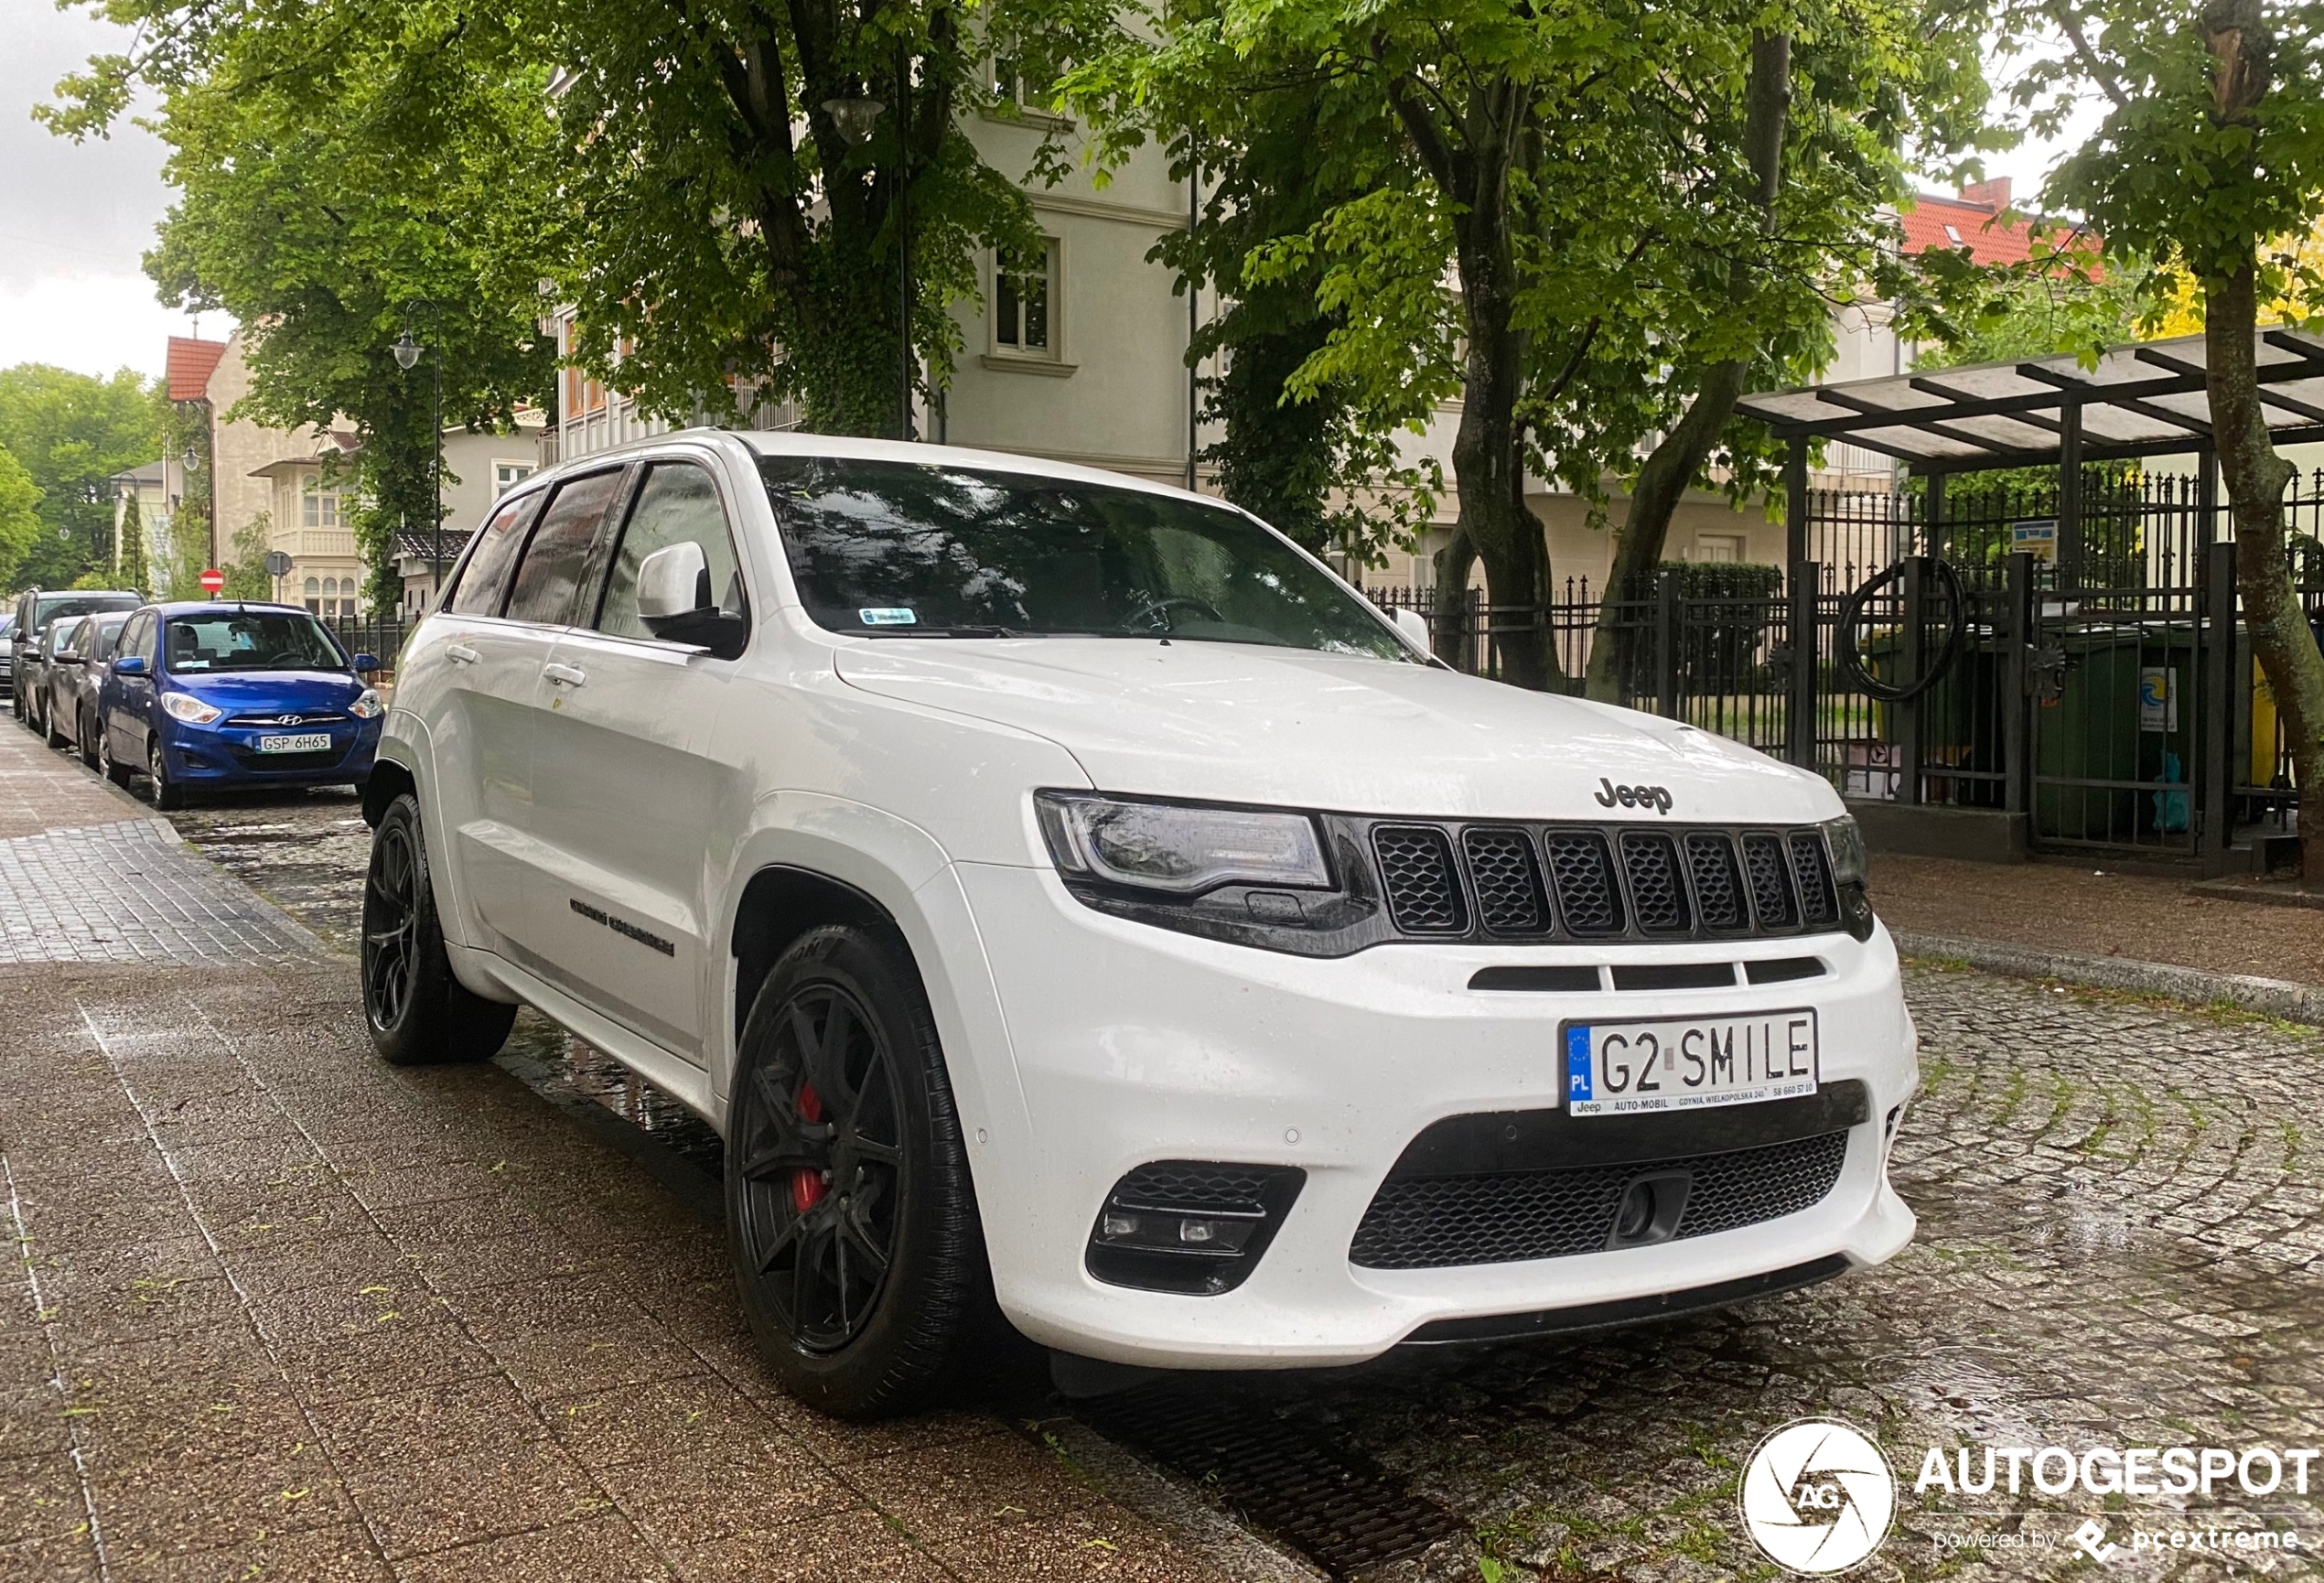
[1899,193,2042,267]
[166,337,229,403]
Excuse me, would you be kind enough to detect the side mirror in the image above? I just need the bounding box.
[112,654,147,677]
[1391,606,1432,650]
[353,652,380,673]
[637,541,748,657]
[637,541,711,622]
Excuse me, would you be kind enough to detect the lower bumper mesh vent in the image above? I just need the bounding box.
[1350,1129,1849,1270]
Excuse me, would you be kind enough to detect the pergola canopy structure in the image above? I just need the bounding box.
[1738,327,2324,473]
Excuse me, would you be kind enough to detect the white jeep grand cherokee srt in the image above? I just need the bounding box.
[360,429,1916,1418]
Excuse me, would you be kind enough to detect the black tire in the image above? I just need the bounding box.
[44,697,67,749]
[726,925,983,1419]
[146,738,184,811]
[98,726,133,788]
[360,792,517,1066]
[77,710,99,770]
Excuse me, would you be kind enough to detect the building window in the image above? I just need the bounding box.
[1694,533,1747,564]
[494,461,535,498]
[302,480,343,529]
[993,241,1057,356]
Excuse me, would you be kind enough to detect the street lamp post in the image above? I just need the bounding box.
[393,325,445,600]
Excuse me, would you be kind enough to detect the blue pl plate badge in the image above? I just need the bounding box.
[1565,1026,1593,1104]
[858,608,918,626]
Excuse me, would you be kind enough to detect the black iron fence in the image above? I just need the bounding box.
[323,613,415,676]
[1369,466,2324,866]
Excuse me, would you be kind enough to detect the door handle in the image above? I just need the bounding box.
[543,663,587,688]
[445,643,480,665]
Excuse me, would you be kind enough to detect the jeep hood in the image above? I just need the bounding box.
[833,638,1839,823]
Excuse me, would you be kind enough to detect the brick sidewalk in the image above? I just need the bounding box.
[1871,851,2324,987]
[0,723,1239,1581]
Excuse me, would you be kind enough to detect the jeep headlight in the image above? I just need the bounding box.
[1036,792,1332,895]
[1821,813,1876,940]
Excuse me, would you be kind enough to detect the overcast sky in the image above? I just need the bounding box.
[0,8,2103,386]
[0,0,216,381]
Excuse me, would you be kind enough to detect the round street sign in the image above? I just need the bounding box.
[199,567,225,595]
[264,550,293,578]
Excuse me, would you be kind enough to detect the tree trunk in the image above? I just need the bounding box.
[1430,525,1477,667]
[1582,31,1790,705]
[2208,266,2324,883]
[1450,298,1555,687]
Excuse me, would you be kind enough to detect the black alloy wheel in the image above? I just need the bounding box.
[360,792,516,1065]
[727,925,984,1418]
[43,694,68,749]
[77,710,100,770]
[733,981,908,1352]
[364,812,423,1036]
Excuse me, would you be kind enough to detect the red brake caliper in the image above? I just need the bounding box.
[791,1082,827,1212]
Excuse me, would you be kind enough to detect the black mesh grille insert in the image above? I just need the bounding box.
[1619,832,1690,933]
[1373,825,1464,932]
[1350,1130,1851,1269]
[1685,833,1748,930]
[1462,828,1546,934]
[1790,832,1839,927]
[1544,831,1623,934]
[1109,1161,1275,1213]
[1741,834,1795,928]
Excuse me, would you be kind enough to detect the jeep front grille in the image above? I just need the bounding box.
[1371,822,1842,944]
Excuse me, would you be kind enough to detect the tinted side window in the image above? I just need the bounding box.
[596,463,747,641]
[446,491,546,617]
[505,470,626,626]
[88,620,122,662]
[117,614,150,663]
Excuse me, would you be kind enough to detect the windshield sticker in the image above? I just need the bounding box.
[858,608,918,627]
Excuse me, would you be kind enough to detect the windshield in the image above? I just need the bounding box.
[164,611,349,673]
[759,456,1413,661]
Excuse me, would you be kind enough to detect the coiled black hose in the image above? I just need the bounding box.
[1835,557,1967,703]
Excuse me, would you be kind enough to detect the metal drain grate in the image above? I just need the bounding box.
[1080,1385,1466,1578]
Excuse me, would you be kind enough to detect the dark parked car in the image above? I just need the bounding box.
[46,610,132,767]
[11,588,143,728]
[0,611,16,698]
[98,601,384,807]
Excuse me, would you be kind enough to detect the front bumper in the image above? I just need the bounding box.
[952,860,1918,1370]
[158,718,382,785]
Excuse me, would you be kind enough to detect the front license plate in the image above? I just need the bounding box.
[1564,1010,1817,1115]
[255,733,332,753]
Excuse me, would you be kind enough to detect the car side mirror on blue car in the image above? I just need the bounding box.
[112,654,147,676]
[353,652,380,673]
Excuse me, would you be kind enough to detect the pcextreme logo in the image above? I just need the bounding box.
[1738,1417,1898,1575]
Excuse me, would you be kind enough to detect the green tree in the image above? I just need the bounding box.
[2009,0,2324,881]
[0,365,167,588]
[1071,0,1990,690]
[0,445,42,590]
[220,513,273,600]
[117,487,150,597]
[122,7,555,610]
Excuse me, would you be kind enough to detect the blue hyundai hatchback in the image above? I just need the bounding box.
[97,601,384,808]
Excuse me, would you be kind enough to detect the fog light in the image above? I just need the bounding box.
[1085,1161,1306,1296]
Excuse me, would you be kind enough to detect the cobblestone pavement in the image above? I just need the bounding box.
[27,723,2324,1581]
[0,818,330,964]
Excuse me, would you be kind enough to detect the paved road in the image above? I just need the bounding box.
[16,730,2324,1581]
